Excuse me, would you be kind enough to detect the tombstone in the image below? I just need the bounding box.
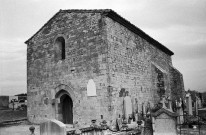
[40,119,67,135]
[176,99,184,124]
[116,115,122,130]
[186,93,193,115]
[142,103,145,117]
[152,108,178,135]
[167,96,173,112]
[160,96,167,109]
[123,92,132,122]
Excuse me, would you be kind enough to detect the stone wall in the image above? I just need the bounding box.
[27,11,110,125]
[0,96,9,108]
[104,17,173,120]
[170,67,185,102]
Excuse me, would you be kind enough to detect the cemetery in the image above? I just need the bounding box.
[19,9,206,135]
[23,9,187,135]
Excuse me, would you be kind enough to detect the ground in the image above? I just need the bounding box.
[0,124,40,135]
[0,109,27,123]
[0,108,39,135]
[1,108,206,135]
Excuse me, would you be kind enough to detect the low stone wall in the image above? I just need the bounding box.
[67,127,102,135]
[40,119,141,135]
[67,128,141,135]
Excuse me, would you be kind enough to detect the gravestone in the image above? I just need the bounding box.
[176,99,184,124]
[123,94,132,122]
[152,108,178,135]
[40,119,67,135]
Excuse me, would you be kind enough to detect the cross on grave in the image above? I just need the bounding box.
[179,98,182,106]
[160,96,167,108]
[167,96,173,112]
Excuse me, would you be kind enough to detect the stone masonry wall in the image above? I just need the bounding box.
[170,67,185,102]
[104,17,173,120]
[27,11,110,125]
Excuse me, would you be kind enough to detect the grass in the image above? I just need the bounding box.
[0,109,27,123]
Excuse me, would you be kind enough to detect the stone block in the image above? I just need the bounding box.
[40,119,66,135]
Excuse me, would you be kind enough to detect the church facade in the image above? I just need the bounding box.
[25,9,184,125]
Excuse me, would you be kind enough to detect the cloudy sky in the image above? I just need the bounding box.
[0,0,206,95]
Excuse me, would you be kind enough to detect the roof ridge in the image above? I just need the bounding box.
[25,9,174,55]
[25,9,112,44]
[106,11,174,55]
[59,9,112,13]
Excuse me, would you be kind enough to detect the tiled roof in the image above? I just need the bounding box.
[25,9,174,56]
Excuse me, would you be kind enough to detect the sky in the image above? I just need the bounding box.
[0,0,206,95]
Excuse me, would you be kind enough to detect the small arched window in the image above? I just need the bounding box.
[55,37,66,60]
[87,79,97,96]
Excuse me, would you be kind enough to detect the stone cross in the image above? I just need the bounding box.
[167,96,173,112]
[160,96,167,108]
[179,98,182,106]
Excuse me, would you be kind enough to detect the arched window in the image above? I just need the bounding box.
[55,37,65,60]
[87,79,97,96]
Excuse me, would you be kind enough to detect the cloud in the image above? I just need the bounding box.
[140,23,206,61]
[173,44,206,60]
[0,38,26,62]
[0,56,26,83]
[0,37,26,95]
[1,0,206,95]
[173,59,206,91]
[0,38,26,51]
[128,0,206,29]
[0,85,26,96]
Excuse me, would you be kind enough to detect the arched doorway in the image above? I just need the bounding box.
[60,94,73,124]
[55,89,73,124]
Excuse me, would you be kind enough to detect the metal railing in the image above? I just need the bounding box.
[177,114,206,135]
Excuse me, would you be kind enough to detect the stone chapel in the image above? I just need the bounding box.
[25,9,185,126]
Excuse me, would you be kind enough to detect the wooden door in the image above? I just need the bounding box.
[61,95,73,124]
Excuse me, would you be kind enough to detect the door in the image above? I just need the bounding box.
[61,94,73,124]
